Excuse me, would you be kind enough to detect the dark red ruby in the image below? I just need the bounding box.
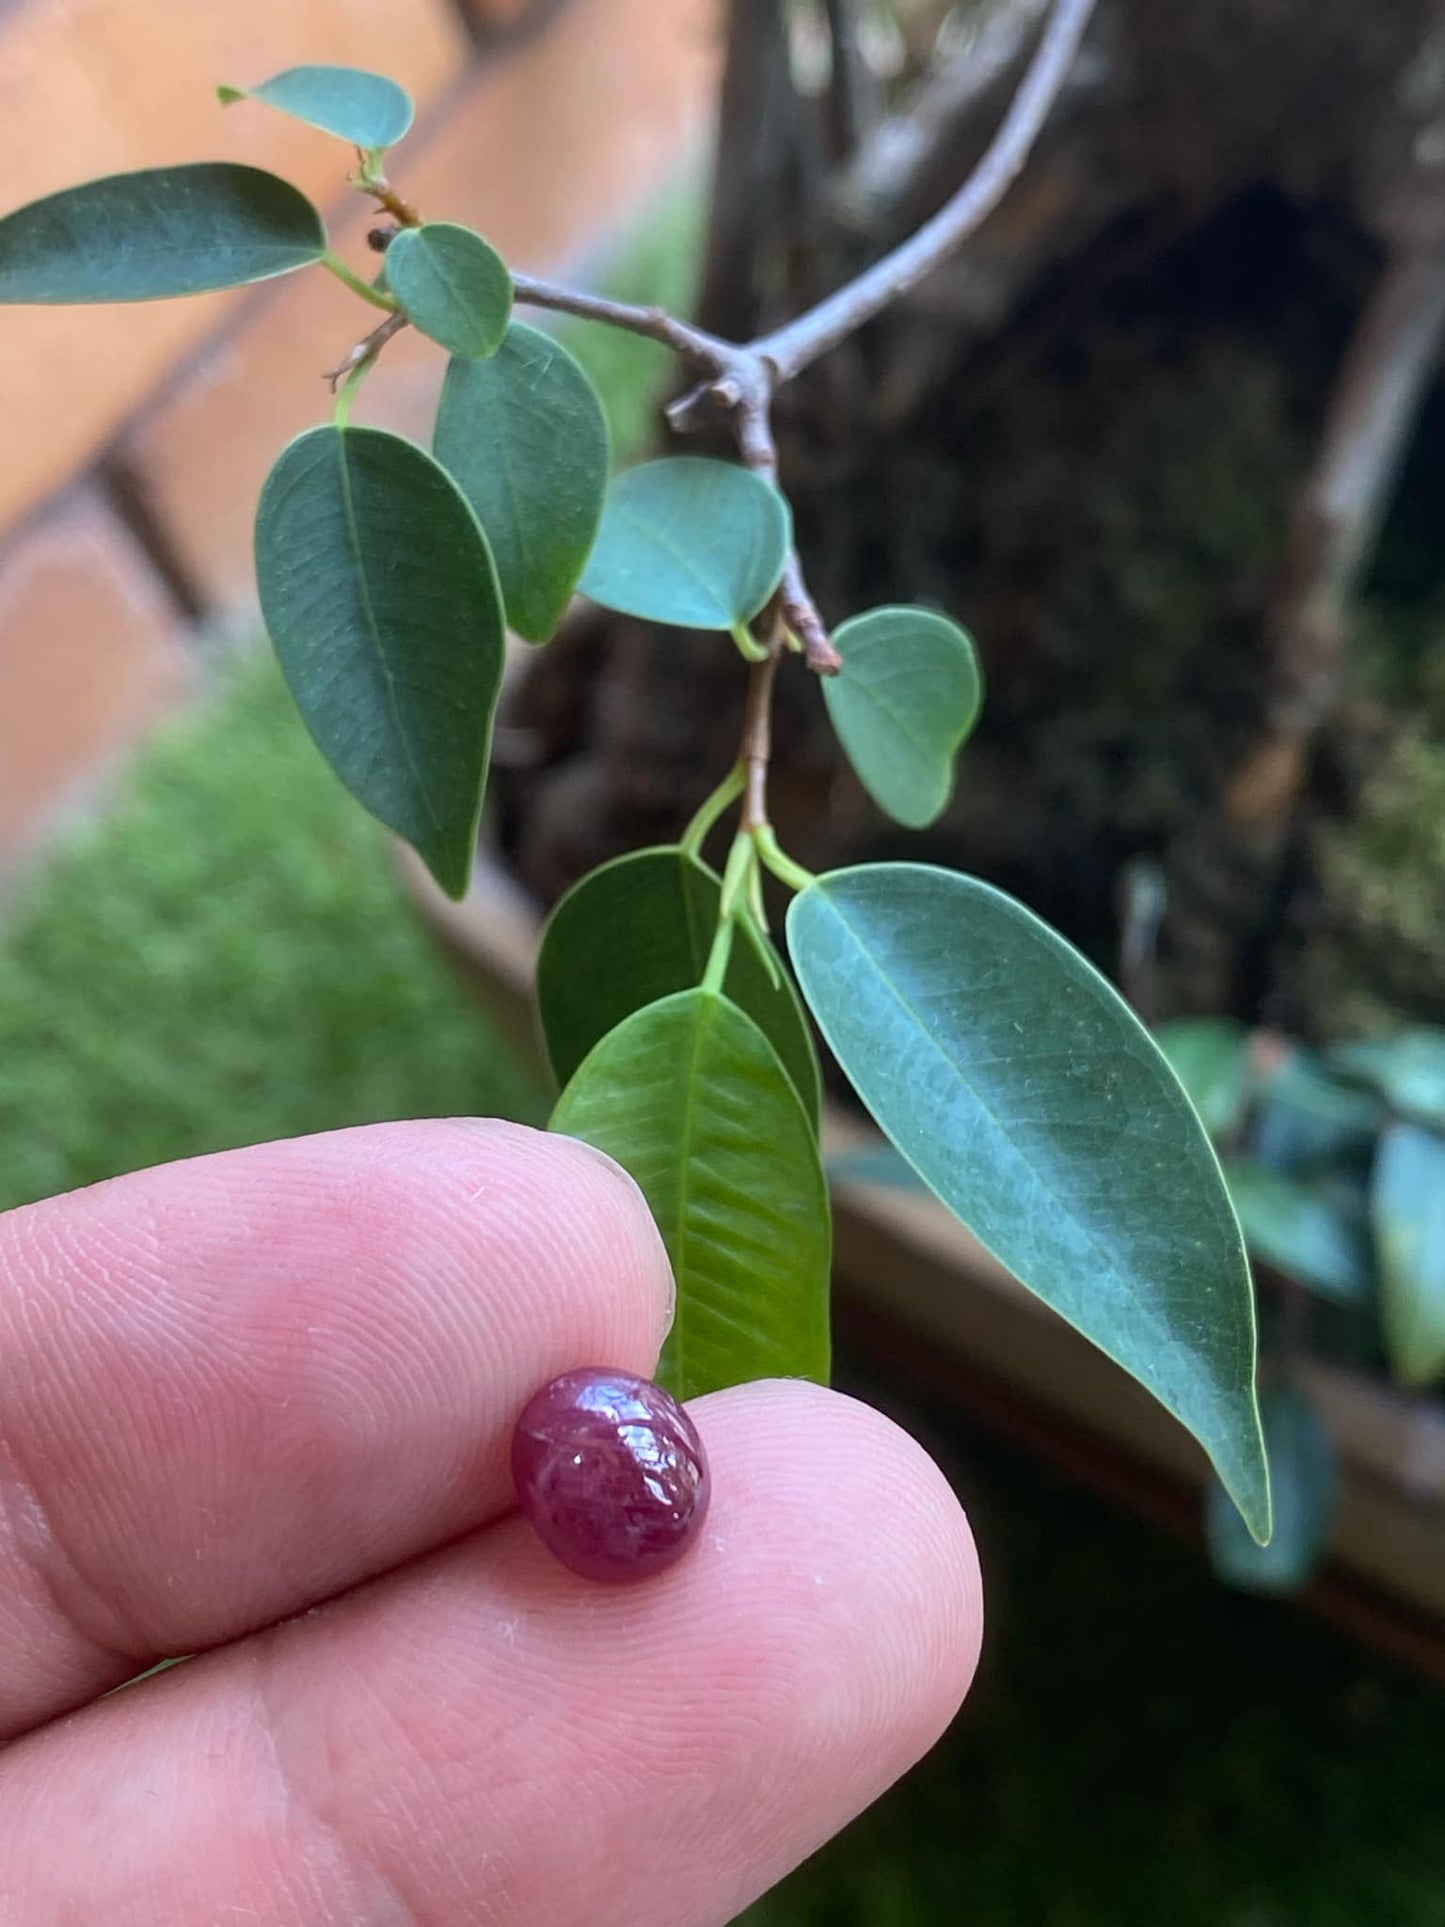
[511,1368,710,1583]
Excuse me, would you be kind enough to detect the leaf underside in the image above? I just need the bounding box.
[579,457,791,629]
[788,861,1271,1542]
[219,65,414,150]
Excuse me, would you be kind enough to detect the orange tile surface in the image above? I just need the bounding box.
[0,0,470,536]
[0,489,193,859]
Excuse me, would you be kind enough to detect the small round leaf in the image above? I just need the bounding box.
[219,66,414,150]
[386,222,513,360]
[824,605,982,827]
[579,457,791,629]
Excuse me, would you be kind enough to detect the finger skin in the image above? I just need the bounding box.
[0,1382,983,1927]
[0,1120,672,1736]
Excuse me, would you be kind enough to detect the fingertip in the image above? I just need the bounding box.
[690,1379,983,1765]
[448,1119,676,1349]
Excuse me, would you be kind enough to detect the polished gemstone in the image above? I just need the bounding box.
[511,1368,711,1583]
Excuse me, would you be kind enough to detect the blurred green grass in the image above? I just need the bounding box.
[0,658,545,1212]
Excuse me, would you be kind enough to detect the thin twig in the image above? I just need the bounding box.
[755,0,1097,380]
[509,273,735,369]
[739,645,781,832]
[324,310,409,392]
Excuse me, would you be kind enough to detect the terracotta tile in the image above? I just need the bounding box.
[119,0,722,607]
[0,0,470,536]
[0,489,193,860]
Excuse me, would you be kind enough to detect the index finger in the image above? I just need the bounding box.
[0,1119,673,1738]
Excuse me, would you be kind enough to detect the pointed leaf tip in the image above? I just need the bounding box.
[219,65,414,150]
[255,425,505,899]
[787,861,1271,1541]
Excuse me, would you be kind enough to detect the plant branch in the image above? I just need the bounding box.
[509,272,735,369]
[753,0,1097,380]
[321,249,398,313]
[738,645,780,833]
[324,310,409,395]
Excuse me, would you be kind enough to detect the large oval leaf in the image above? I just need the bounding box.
[0,165,325,303]
[787,861,1270,1540]
[824,606,982,828]
[255,425,504,899]
[385,222,512,360]
[1371,1122,1445,1388]
[1207,1382,1336,1595]
[219,66,414,150]
[536,846,820,1126]
[551,987,831,1399]
[435,323,607,640]
[578,457,791,629]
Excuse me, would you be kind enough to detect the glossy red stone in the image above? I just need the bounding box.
[511,1368,711,1583]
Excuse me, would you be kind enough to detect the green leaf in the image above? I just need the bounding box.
[219,65,413,150]
[0,164,325,303]
[1156,1017,1254,1141]
[787,862,1270,1542]
[385,222,512,360]
[1371,1122,1445,1388]
[578,457,791,629]
[1252,1047,1382,1176]
[551,988,831,1399]
[1207,1382,1336,1595]
[255,425,504,899]
[1330,1028,1445,1131]
[1221,1158,1372,1307]
[536,846,820,1127]
[823,606,982,828]
[434,323,608,641]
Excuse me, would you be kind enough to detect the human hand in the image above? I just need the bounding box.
[0,1121,981,1923]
